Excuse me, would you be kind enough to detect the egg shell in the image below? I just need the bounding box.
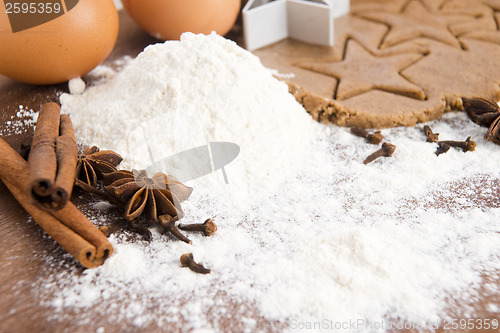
[122,0,240,40]
[0,0,119,85]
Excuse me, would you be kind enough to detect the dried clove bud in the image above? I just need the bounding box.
[128,220,152,242]
[438,137,476,152]
[485,116,500,145]
[98,220,152,241]
[435,143,451,156]
[423,125,439,143]
[363,142,396,164]
[351,127,383,144]
[179,218,217,236]
[159,215,192,244]
[462,97,500,128]
[180,253,211,274]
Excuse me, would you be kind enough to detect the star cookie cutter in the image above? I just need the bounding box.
[242,0,350,51]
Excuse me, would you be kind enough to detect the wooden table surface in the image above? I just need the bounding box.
[0,9,499,333]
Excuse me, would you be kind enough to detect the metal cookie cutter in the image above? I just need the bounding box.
[242,0,350,51]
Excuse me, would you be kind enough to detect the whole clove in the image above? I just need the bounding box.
[159,215,191,244]
[180,253,211,274]
[99,219,152,241]
[435,143,451,156]
[179,218,217,236]
[363,142,396,164]
[127,220,152,242]
[437,137,476,153]
[351,127,383,144]
[423,125,439,143]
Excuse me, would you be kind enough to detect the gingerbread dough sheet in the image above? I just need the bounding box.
[253,0,500,128]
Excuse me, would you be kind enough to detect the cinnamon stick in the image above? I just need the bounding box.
[0,137,112,268]
[52,114,78,209]
[50,198,112,260]
[28,103,60,205]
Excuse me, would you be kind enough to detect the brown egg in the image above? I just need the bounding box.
[122,0,240,40]
[0,0,119,85]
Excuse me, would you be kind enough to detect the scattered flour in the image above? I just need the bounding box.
[47,33,500,331]
[0,105,37,135]
[86,64,117,80]
[488,303,499,313]
[86,56,132,84]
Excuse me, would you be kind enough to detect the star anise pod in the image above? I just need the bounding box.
[462,97,500,128]
[485,116,500,145]
[462,97,500,146]
[102,169,193,222]
[76,146,123,187]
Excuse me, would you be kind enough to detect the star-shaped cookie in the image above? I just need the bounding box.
[296,40,425,100]
[358,0,472,49]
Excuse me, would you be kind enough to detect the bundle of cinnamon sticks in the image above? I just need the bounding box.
[28,103,77,210]
[0,103,112,268]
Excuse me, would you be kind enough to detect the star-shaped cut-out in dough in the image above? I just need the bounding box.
[444,0,500,14]
[439,0,498,36]
[462,29,500,45]
[296,40,425,101]
[483,0,500,28]
[350,0,406,14]
[484,0,500,9]
[358,0,473,49]
[440,0,500,45]
[420,0,448,11]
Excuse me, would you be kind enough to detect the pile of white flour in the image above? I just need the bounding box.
[61,32,321,210]
[52,33,500,331]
